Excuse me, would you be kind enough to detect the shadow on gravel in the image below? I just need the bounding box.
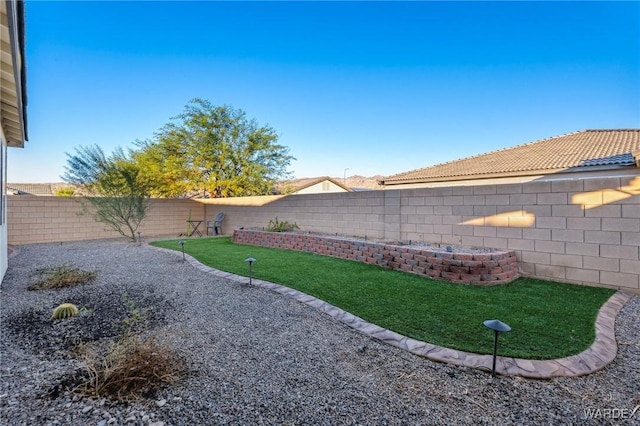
[4,287,173,356]
[3,283,179,401]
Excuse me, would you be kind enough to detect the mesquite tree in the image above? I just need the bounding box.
[133,98,295,198]
[63,145,149,242]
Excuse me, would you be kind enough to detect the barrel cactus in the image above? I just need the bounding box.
[52,303,79,320]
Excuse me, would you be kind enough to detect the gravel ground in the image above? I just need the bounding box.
[1,239,638,426]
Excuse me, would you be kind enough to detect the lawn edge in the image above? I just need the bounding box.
[149,243,631,378]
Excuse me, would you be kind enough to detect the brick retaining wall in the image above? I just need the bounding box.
[233,229,520,285]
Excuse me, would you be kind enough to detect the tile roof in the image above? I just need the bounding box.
[7,183,52,195]
[381,129,640,185]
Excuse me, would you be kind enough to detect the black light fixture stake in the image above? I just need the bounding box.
[178,240,186,261]
[245,257,256,285]
[483,319,511,377]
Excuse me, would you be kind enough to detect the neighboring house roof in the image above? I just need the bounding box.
[276,176,352,194]
[1,0,28,147]
[290,176,352,193]
[8,183,52,196]
[380,129,640,185]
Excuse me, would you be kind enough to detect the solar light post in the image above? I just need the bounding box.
[483,319,511,377]
[178,240,186,261]
[245,257,256,285]
[137,231,141,244]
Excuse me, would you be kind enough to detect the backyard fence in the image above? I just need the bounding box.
[7,174,640,293]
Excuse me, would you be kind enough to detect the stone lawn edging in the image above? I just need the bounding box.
[233,229,520,285]
[152,244,630,378]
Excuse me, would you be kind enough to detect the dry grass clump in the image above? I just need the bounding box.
[28,264,97,291]
[78,334,184,400]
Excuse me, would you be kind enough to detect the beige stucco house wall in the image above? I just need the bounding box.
[1,126,8,280]
[1,0,28,282]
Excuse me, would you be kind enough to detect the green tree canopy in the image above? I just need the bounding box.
[133,99,295,198]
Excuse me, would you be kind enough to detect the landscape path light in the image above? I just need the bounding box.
[245,257,256,285]
[178,240,186,261]
[483,319,511,377]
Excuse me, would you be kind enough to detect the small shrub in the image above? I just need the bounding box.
[78,334,184,400]
[120,293,150,335]
[29,264,97,291]
[266,216,300,232]
[55,187,76,197]
[52,303,79,320]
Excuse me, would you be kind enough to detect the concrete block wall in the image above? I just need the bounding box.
[200,191,389,239]
[203,176,639,293]
[5,174,639,293]
[396,176,640,293]
[7,196,204,244]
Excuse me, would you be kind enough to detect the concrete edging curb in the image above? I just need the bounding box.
[151,244,630,378]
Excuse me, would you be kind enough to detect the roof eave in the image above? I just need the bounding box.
[380,164,637,186]
[1,0,28,147]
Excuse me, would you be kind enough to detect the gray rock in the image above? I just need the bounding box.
[1,239,638,426]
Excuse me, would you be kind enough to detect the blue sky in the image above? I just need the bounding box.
[8,1,640,183]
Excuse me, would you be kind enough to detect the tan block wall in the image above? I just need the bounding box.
[394,176,639,293]
[200,191,389,240]
[7,196,204,244]
[6,174,640,293]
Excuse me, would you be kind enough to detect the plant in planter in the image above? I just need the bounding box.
[266,217,299,232]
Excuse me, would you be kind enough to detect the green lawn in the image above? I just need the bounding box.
[151,237,615,359]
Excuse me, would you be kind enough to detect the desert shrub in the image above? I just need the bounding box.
[78,334,184,400]
[266,216,299,232]
[55,187,76,197]
[28,264,97,291]
[120,293,151,335]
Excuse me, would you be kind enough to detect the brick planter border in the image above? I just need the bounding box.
[233,230,520,285]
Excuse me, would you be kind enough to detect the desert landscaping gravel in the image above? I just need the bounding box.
[1,238,638,426]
